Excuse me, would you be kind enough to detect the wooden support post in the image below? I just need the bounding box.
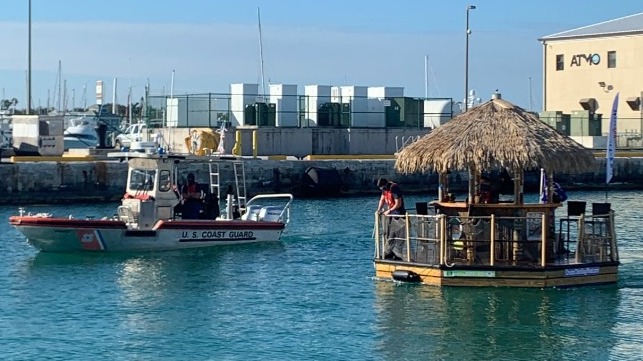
[439,215,446,265]
[541,212,547,267]
[374,212,380,259]
[405,213,412,262]
[490,214,495,266]
[609,211,619,261]
[575,214,585,263]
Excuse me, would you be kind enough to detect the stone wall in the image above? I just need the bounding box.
[0,157,642,204]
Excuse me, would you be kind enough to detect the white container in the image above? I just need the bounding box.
[303,85,332,127]
[269,84,298,127]
[423,99,460,128]
[367,86,404,99]
[12,115,64,155]
[230,83,259,126]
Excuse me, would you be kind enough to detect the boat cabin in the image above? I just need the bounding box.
[114,152,183,229]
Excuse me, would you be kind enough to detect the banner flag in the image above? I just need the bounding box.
[606,93,619,184]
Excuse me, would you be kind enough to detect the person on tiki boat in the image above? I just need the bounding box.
[376,177,406,260]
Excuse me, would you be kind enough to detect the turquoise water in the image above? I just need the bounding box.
[1,191,642,360]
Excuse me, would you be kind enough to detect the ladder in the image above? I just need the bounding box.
[208,162,221,203]
[233,160,247,208]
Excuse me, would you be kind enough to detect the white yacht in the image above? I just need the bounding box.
[64,115,98,150]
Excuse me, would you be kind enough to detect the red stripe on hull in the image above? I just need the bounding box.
[9,216,127,229]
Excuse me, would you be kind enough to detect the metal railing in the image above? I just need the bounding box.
[374,211,618,267]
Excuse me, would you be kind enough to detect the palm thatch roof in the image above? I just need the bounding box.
[395,97,596,174]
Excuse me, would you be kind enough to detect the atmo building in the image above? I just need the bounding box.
[540,12,643,136]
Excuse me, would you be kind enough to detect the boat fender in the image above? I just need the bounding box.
[392,270,421,283]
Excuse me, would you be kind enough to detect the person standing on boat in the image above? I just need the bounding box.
[181,172,203,219]
[376,177,406,260]
[376,178,406,216]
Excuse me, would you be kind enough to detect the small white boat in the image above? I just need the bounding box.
[9,151,294,252]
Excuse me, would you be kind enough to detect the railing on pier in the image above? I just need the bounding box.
[374,211,618,267]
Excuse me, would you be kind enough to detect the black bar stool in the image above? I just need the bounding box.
[558,201,586,256]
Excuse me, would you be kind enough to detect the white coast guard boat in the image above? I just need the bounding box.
[9,151,293,252]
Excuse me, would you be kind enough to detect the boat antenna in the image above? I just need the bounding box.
[257,7,266,101]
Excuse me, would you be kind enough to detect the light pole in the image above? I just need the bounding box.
[27,0,32,115]
[464,4,476,111]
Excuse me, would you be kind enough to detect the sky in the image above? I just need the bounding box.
[0,0,641,111]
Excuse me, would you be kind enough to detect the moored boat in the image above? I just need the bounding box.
[9,150,293,252]
[374,94,619,288]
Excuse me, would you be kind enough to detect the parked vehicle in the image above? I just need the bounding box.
[114,123,149,149]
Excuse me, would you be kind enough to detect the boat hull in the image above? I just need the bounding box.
[374,260,619,288]
[9,216,285,253]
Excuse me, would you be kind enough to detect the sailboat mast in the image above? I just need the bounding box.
[257,7,266,100]
[528,76,534,112]
[424,55,429,98]
[57,60,62,112]
[82,84,87,109]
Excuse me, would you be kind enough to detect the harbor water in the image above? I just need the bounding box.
[1,191,642,360]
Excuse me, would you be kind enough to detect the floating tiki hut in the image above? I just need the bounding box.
[373,95,619,287]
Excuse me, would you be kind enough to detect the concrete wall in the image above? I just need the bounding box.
[1,157,643,205]
[155,127,428,157]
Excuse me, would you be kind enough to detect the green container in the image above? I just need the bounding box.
[244,104,257,125]
[317,102,341,126]
[339,103,351,128]
[570,110,602,136]
[389,97,424,127]
[385,98,402,127]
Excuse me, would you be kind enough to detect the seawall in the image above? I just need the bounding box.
[0,157,641,204]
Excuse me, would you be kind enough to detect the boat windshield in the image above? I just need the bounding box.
[129,169,157,192]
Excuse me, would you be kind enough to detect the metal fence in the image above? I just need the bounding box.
[147,93,457,129]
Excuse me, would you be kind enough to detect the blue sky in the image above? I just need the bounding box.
[0,0,641,110]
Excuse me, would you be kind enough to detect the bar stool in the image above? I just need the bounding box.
[558,201,586,256]
[592,202,611,216]
[591,202,612,237]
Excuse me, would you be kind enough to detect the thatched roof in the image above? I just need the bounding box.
[395,97,596,174]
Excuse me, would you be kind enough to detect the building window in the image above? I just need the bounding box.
[556,54,564,71]
[608,51,616,68]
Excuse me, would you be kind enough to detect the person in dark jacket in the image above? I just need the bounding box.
[180,173,202,219]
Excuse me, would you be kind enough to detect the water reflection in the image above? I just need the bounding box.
[373,281,620,360]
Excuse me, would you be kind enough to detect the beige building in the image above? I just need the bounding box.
[540,12,643,136]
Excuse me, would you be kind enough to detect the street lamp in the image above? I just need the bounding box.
[464,4,476,111]
[27,0,32,115]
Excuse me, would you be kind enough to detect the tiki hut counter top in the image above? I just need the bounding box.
[373,95,618,288]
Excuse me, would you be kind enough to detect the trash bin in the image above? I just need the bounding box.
[95,122,107,148]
